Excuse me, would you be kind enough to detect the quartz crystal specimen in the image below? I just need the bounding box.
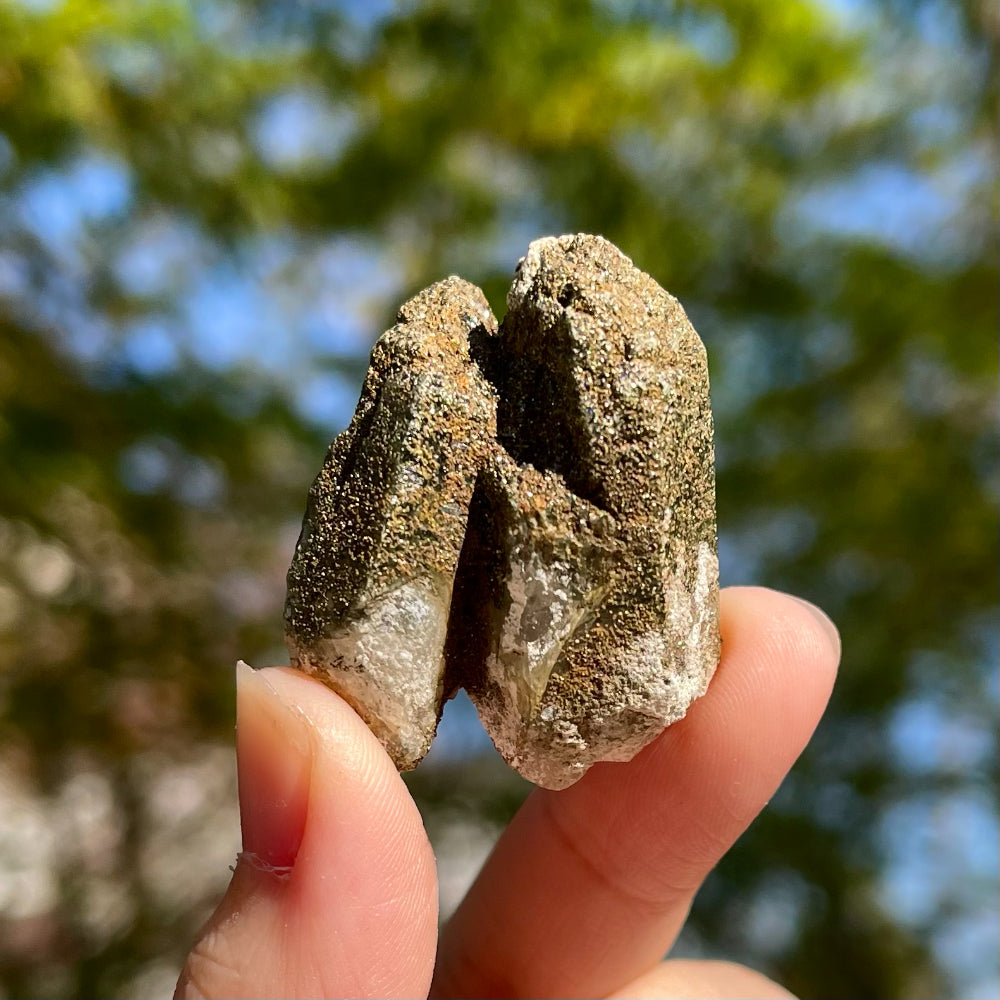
[284,277,499,769]
[284,234,720,788]
[452,235,720,787]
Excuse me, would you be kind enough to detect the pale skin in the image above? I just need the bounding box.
[175,586,840,999]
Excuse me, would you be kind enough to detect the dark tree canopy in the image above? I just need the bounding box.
[0,1,996,997]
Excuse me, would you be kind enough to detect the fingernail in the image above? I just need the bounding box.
[792,598,841,658]
[236,661,313,872]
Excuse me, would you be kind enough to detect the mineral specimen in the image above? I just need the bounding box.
[284,234,720,789]
[284,277,499,769]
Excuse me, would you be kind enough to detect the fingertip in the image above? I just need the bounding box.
[247,663,392,795]
[718,587,839,686]
[236,662,313,870]
[236,661,410,870]
[240,663,439,930]
[789,594,842,662]
[607,959,796,999]
[661,586,838,836]
[249,664,431,870]
[177,664,439,1000]
[430,587,839,1000]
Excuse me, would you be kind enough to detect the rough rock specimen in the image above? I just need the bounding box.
[284,277,498,768]
[284,234,720,789]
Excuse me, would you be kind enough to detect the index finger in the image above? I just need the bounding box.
[431,586,840,1000]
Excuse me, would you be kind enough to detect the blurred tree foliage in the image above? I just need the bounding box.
[0,0,996,997]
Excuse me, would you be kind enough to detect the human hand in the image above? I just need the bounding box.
[174,586,839,1000]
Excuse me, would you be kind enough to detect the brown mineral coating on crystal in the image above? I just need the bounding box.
[284,276,499,770]
[463,234,720,788]
[283,235,720,788]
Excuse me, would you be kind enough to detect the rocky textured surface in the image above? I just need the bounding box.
[284,235,719,788]
[284,277,498,769]
[460,234,720,787]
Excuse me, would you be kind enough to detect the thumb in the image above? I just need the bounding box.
[175,663,438,1000]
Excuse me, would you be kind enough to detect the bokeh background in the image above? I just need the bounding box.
[0,0,997,997]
